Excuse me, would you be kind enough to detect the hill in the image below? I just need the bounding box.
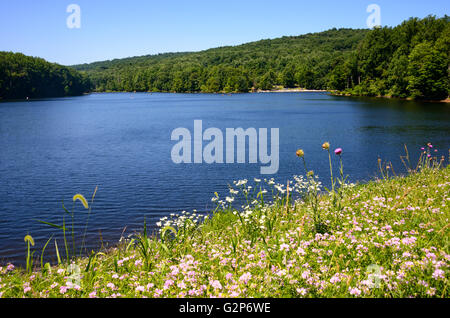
[2,15,448,100]
[73,16,449,100]
[339,15,449,100]
[0,52,91,100]
[73,28,368,93]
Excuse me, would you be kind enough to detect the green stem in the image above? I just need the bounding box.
[63,216,69,264]
[71,202,75,261]
[26,242,30,273]
[328,150,334,193]
[80,204,94,257]
[302,157,308,176]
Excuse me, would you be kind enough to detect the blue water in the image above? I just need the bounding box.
[0,92,449,265]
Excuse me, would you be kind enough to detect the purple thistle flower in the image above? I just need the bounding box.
[334,148,343,156]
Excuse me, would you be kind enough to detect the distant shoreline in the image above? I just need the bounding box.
[5,90,448,104]
[330,92,450,104]
[253,88,328,93]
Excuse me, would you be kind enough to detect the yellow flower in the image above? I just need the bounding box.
[322,142,330,150]
[296,149,304,158]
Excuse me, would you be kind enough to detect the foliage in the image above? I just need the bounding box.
[0,52,91,99]
[341,15,449,100]
[71,15,449,100]
[73,28,368,93]
[2,16,447,100]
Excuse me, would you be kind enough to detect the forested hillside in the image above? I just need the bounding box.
[72,15,449,100]
[0,52,91,100]
[339,15,449,100]
[1,16,448,100]
[73,28,368,93]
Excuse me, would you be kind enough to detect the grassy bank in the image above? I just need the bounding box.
[0,148,449,298]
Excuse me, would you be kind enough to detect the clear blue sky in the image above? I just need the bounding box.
[0,0,448,65]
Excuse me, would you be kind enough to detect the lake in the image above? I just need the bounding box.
[0,92,449,265]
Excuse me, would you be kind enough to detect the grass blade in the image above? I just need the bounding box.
[35,219,66,230]
[40,235,54,269]
[54,240,62,265]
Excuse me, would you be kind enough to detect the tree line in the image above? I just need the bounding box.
[336,15,449,100]
[74,28,368,94]
[0,52,91,100]
[1,15,448,100]
[74,15,449,100]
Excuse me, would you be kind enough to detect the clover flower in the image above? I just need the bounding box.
[211,280,223,290]
[238,272,252,284]
[135,285,145,292]
[349,287,361,296]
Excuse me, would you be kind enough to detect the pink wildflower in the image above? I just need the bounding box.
[280,243,290,251]
[296,288,308,296]
[432,269,445,280]
[60,286,68,294]
[136,285,145,292]
[164,279,174,290]
[238,272,252,284]
[349,287,361,296]
[177,281,186,289]
[211,280,223,290]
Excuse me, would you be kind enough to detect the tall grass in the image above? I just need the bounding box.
[34,188,97,268]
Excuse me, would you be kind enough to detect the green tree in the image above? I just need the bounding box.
[296,65,315,89]
[281,65,296,88]
[259,71,276,90]
[407,42,448,100]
